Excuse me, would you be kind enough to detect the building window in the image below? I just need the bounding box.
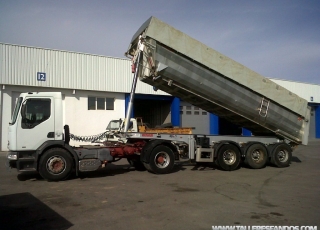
[194,111,199,115]
[88,97,114,110]
[186,111,192,115]
[88,97,96,110]
[202,112,207,115]
[106,98,114,110]
[97,98,105,110]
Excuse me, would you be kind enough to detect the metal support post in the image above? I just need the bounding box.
[124,51,142,132]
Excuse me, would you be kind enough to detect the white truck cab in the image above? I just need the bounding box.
[8,92,63,153]
[7,92,114,181]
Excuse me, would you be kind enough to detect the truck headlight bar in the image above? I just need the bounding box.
[7,152,18,160]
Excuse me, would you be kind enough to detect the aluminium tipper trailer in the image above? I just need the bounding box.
[125,16,311,145]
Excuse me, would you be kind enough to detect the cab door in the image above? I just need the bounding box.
[16,97,55,151]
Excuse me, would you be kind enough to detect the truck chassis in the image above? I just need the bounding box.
[8,130,292,181]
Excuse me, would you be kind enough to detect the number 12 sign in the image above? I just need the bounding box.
[37,72,46,81]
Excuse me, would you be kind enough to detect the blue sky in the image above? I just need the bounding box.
[1,0,319,84]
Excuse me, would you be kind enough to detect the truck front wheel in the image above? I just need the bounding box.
[39,148,73,181]
[146,145,175,174]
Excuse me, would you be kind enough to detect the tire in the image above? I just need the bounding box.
[216,144,241,171]
[143,162,152,172]
[270,143,292,168]
[39,148,73,181]
[146,145,175,174]
[127,159,146,171]
[244,143,268,169]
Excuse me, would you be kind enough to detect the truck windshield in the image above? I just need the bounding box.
[10,97,23,125]
[106,120,122,131]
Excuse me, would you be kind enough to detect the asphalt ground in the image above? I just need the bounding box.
[0,140,319,230]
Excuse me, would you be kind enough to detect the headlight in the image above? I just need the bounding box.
[7,152,17,160]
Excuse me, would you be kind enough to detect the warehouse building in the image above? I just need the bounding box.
[0,43,319,151]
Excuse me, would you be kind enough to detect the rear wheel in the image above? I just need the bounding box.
[39,148,73,181]
[146,145,175,174]
[216,144,241,171]
[270,143,292,167]
[244,143,268,169]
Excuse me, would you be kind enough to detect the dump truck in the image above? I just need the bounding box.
[7,17,311,181]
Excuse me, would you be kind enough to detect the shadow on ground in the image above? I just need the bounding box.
[0,192,73,230]
[16,162,187,181]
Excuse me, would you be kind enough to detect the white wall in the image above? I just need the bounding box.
[270,79,320,103]
[64,90,125,146]
[0,85,125,151]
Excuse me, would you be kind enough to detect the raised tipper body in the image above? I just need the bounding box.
[125,16,311,145]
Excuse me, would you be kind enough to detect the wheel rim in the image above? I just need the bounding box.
[277,149,289,162]
[223,150,236,165]
[251,149,264,163]
[154,151,170,168]
[46,155,66,175]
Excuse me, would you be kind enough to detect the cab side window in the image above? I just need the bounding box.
[21,99,51,129]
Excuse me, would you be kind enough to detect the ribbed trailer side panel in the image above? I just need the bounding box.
[126,17,311,145]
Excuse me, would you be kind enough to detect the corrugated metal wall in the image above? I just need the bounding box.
[0,43,169,96]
